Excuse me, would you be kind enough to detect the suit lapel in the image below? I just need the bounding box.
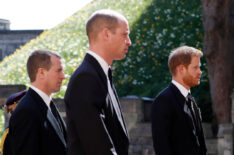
[169,83,200,146]
[85,54,129,138]
[85,54,108,90]
[28,88,67,148]
[47,110,67,147]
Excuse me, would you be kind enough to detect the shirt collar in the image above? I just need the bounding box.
[172,80,190,98]
[87,50,110,77]
[30,85,51,109]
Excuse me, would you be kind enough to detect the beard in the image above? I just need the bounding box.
[183,72,200,88]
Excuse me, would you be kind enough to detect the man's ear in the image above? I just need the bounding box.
[102,28,110,41]
[177,64,185,74]
[37,68,45,80]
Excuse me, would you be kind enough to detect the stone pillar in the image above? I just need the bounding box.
[232,89,234,155]
[217,123,232,155]
[120,96,155,155]
[120,95,143,131]
[216,89,234,155]
[0,85,26,128]
[231,89,234,124]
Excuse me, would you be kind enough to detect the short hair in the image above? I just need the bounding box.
[86,9,126,41]
[168,46,203,75]
[27,50,61,82]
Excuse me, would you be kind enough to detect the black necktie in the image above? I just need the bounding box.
[50,101,63,133]
[108,68,113,88]
[107,68,127,135]
[187,93,200,133]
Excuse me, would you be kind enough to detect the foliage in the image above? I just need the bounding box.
[0,0,212,122]
[114,0,203,96]
[0,109,4,144]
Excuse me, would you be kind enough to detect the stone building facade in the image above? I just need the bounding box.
[0,19,43,61]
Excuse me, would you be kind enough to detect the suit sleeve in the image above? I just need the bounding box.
[151,96,174,155]
[65,73,117,155]
[9,108,40,155]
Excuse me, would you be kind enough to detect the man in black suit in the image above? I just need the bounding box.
[65,9,131,155]
[8,50,67,155]
[151,46,207,155]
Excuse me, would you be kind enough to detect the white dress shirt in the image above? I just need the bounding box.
[87,50,109,76]
[30,85,52,110]
[172,80,190,98]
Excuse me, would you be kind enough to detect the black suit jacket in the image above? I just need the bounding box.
[151,83,207,155]
[8,88,67,155]
[64,53,129,155]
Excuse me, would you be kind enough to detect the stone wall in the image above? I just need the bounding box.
[0,30,43,61]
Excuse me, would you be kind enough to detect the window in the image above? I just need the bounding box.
[0,23,5,30]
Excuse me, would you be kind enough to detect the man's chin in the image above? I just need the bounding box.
[52,88,61,94]
[191,81,200,87]
[115,55,126,60]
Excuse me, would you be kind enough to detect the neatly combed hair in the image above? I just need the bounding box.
[26,50,61,82]
[168,46,203,75]
[86,9,126,41]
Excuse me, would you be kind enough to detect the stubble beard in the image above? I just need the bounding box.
[183,73,200,88]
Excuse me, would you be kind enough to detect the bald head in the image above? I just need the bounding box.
[86,9,127,43]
